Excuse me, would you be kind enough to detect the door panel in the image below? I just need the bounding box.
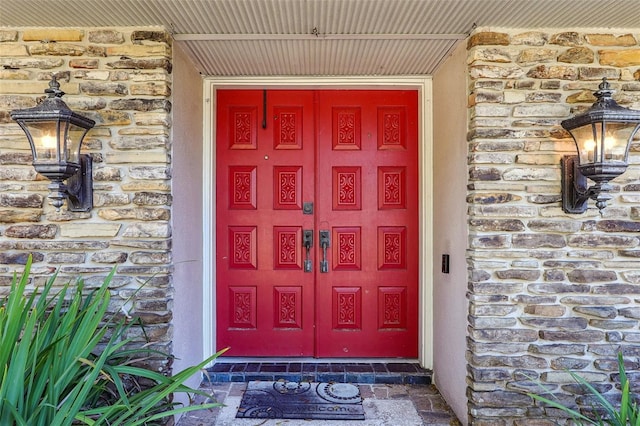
[216,90,315,356]
[315,90,419,357]
[216,89,418,357]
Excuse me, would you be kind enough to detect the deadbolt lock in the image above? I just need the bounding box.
[303,202,313,215]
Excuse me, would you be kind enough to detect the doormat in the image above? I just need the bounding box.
[236,381,365,420]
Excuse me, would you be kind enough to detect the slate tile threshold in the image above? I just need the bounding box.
[204,360,432,385]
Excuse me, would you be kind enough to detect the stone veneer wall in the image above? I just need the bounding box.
[466,29,640,424]
[0,28,174,370]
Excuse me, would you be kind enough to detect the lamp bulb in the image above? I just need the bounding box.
[40,134,57,149]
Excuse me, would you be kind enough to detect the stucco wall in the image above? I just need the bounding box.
[171,42,205,389]
[432,40,470,424]
[0,27,175,370]
[466,28,640,425]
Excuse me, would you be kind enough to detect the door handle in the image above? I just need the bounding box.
[319,230,330,273]
[303,230,313,272]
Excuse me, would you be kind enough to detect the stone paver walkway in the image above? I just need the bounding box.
[177,382,461,426]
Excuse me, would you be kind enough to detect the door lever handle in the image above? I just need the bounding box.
[319,230,330,273]
[303,230,313,272]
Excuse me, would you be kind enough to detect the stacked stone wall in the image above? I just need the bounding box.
[467,29,640,424]
[0,28,173,368]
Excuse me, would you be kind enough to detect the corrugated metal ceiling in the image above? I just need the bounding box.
[2,0,639,76]
[180,38,460,76]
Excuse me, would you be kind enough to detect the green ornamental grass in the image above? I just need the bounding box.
[528,352,639,426]
[0,256,227,426]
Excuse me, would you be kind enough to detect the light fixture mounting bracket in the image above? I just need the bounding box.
[65,154,93,212]
[561,155,589,214]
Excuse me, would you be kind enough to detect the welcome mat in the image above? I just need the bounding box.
[236,381,365,420]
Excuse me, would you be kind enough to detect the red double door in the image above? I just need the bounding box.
[216,89,418,357]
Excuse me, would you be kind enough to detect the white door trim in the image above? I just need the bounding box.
[201,76,433,368]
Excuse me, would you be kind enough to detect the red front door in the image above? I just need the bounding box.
[216,89,418,357]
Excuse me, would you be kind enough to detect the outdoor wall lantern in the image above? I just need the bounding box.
[561,77,640,214]
[10,76,95,212]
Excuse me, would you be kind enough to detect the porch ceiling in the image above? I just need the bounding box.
[2,0,639,76]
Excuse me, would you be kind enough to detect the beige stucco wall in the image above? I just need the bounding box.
[432,40,470,424]
[171,42,205,389]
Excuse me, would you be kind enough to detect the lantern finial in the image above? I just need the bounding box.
[45,75,65,98]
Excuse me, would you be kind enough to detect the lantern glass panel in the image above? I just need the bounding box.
[600,121,636,162]
[23,121,60,162]
[66,123,88,164]
[569,121,633,165]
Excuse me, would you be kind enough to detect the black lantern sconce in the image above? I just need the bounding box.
[561,78,640,214]
[10,77,95,212]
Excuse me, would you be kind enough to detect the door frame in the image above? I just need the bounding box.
[201,76,434,368]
